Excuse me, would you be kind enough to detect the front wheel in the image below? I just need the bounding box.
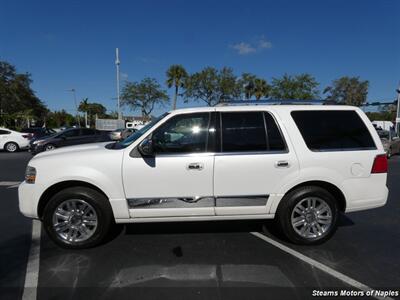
[275,186,338,245]
[42,187,114,249]
[4,142,19,153]
[44,144,56,151]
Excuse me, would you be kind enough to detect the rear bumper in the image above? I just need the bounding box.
[343,174,389,213]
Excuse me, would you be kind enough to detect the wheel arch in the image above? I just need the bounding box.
[280,180,346,212]
[37,180,109,219]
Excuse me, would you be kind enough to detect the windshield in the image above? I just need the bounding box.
[115,113,169,149]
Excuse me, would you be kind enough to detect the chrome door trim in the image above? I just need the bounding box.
[127,196,215,209]
[128,195,269,209]
[215,195,269,207]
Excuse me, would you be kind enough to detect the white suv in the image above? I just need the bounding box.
[18,105,388,249]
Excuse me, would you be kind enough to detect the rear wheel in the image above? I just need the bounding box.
[275,186,338,245]
[43,187,114,249]
[4,142,19,153]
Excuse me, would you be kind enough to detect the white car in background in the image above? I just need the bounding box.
[0,127,30,152]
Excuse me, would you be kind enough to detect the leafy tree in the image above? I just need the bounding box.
[184,67,241,106]
[0,61,47,127]
[270,73,320,100]
[166,65,188,110]
[324,76,369,106]
[121,77,169,117]
[253,78,270,100]
[46,110,76,128]
[78,98,107,126]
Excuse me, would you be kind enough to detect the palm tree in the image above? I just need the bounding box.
[166,65,188,110]
[254,78,270,100]
[240,73,257,99]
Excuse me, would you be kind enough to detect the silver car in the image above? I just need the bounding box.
[378,129,400,158]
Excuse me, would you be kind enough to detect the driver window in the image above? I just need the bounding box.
[152,113,210,154]
[62,129,80,138]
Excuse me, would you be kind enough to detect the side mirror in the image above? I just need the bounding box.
[138,137,154,157]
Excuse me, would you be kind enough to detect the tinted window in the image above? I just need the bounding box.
[221,112,267,152]
[291,110,376,151]
[62,129,80,138]
[80,128,96,135]
[0,130,10,135]
[264,113,286,151]
[153,113,209,154]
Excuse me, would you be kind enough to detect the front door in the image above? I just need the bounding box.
[213,110,299,215]
[123,112,215,218]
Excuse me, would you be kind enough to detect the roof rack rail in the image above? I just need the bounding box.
[215,99,327,106]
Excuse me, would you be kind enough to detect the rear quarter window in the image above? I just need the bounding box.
[291,110,376,151]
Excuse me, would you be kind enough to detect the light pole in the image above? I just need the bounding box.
[396,83,400,135]
[115,48,122,120]
[67,88,81,126]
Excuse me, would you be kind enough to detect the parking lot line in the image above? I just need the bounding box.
[250,232,393,300]
[0,181,21,186]
[22,220,41,300]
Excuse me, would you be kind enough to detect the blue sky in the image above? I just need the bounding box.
[1,0,399,116]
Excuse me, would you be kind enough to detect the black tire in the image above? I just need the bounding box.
[42,187,114,249]
[44,143,56,151]
[275,186,338,245]
[4,142,19,153]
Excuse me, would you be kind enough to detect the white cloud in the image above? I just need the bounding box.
[121,72,129,80]
[258,37,272,49]
[231,36,272,55]
[231,42,257,55]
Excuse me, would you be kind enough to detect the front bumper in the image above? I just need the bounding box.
[18,181,41,218]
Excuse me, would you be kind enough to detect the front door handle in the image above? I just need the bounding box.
[187,162,204,170]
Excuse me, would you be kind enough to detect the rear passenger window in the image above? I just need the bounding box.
[291,110,376,151]
[220,112,286,152]
[0,130,10,135]
[264,113,286,151]
[221,112,266,152]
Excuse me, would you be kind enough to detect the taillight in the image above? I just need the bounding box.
[22,134,31,139]
[371,154,388,173]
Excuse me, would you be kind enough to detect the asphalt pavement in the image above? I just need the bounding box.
[0,151,399,300]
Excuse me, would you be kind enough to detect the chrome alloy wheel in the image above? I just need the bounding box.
[52,199,98,243]
[291,197,332,239]
[6,143,17,152]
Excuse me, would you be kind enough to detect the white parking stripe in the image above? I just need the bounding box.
[22,220,41,300]
[250,232,394,300]
[0,181,21,186]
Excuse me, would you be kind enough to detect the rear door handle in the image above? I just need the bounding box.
[187,163,204,170]
[276,161,290,168]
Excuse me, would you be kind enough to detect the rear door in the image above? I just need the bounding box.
[214,110,299,215]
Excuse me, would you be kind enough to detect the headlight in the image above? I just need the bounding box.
[25,166,36,184]
[32,140,43,145]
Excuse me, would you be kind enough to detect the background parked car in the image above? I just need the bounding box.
[0,127,30,152]
[377,129,400,158]
[110,128,136,141]
[30,128,112,154]
[21,127,56,140]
